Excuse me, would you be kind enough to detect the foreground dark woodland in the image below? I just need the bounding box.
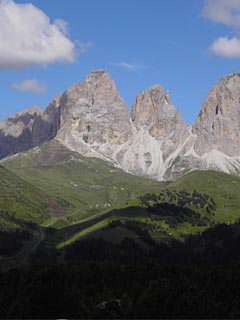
[1,221,240,319]
[1,163,240,318]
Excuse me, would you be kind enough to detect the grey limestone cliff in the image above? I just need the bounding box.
[58,70,132,146]
[193,73,240,157]
[131,84,187,143]
[0,97,60,159]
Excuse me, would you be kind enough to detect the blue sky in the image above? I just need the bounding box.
[0,0,240,124]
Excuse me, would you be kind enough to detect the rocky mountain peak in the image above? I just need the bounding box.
[131,84,187,141]
[193,72,240,156]
[0,105,43,136]
[147,83,164,94]
[0,102,60,160]
[57,70,132,151]
[8,105,43,120]
[86,69,111,84]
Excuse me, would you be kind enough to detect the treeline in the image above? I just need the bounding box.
[148,202,211,228]
[1,222,240,318]
[139,189,217,214]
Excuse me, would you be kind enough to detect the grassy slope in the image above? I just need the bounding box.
[168,170,240,223]
[1,140,240,247]
[1,140,163,227]
[0,165,51,230]
[51,170,240,246]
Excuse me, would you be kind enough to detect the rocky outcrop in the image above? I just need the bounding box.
[0,106,42,159]
[0,97,60,159]
[56,70,133,159]
[193,73,240,157]
[31,95,61,146]
[58,70,132,143]
[131,84,187,143]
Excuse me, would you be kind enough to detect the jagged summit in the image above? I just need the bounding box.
[131,83,186,139]
[0,105,43,139]
[1,70,240,180]
[146,84,164,92]
[227,72,240,80]
[137,84,172,106]
[0,101,59,159]
[6,105,43,120]
[86,69,110,83]
[57,69,132,150]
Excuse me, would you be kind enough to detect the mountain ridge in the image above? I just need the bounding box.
[1,70,240,180]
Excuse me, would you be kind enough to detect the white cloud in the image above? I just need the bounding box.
[12,79,46,93]
[202,0,240,59]
[209,36,240,59]
[0,0,76,69]
[202,0,240,28]
[110,62,143,75]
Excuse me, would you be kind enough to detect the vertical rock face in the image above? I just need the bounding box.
[31,96,61,146]
[193,73,240,156]
[0,97,61,159]
[58,70,132,149]
[131,84,165,130]
[0,106,43,159]
[131,84,188,143]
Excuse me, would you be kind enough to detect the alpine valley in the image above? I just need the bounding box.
[1,71,240,319]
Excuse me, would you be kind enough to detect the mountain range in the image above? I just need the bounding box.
[1,70,240,180]
[2,71,240,319]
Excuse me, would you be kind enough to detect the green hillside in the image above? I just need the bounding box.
[1,140,240,249]
[168,170,240,223]
[0,165,51,230]
[1,140,163,228]
[49,170,240,247]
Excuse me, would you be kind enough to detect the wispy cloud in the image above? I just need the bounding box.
[202,0,240,59]
[54,19,70,36]
[76,41,93,54]
[110,62,144,76]
[12,79,46,94]
[0,0,76,70]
